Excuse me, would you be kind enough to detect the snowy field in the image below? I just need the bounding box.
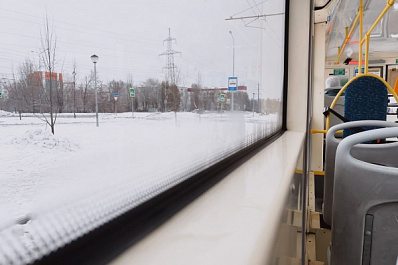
[0,110,278,264]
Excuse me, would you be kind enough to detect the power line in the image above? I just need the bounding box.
[226,12,284,21]
[0,8,160,46]
[230,0,269,18]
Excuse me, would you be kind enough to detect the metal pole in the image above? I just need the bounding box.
[132,98,134,118]
[39,79,42,114]
[94,63,99,127]
[302,1,314,264]
[257,82,260,113]
[252,92,255,117]
[73,71,76,118]
[164,82,168,112]
[229,31,235,111]
[232,38,235,76]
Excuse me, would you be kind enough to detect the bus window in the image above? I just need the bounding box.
[0,0,287,263]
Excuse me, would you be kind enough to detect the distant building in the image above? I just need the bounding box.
[28,71,64,91]
[28,71,64,112]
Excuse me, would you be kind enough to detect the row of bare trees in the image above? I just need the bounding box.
[1,68,280,115]
[0,70,184,115]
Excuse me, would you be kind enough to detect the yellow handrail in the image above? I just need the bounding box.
[365,34,370,73]
[360,0,395,46]
[336,13,360,62]
[311,129,343,135]
[359,0,363,72]
[311,129,327,134]
[295,169,325,176]
[337,0,395,66]
[361,0,395,74]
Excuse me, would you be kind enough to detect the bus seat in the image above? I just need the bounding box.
[323,120,398,226]
[324,76,347,129]
[343,75,388,138]
[330,127,398,265]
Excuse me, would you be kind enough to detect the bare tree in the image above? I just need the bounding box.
[140,78,160,111]
[190,83,201,110]
[167,83,180,112]
[18,59,36,113]
[190,73,203,110]
[72,62,77,117]
[80,73,93,113]
[40,14,58,134]
[6,76,25,120]
[6,59,40,119]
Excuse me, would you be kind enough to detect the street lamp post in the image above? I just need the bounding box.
[253,92,255,117]
[72,70,76,118]
[229,31,235,111]
[257,81,260,113]
[90,54,99,127]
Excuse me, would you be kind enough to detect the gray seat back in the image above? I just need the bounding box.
[323,120,398,226]
[330,127,398,265]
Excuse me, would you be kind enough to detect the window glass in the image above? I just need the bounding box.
[0,0,285,263]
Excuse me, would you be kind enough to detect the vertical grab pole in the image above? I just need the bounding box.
[302,0,315,264]
[358,0,363,75]
[365,34,370,74]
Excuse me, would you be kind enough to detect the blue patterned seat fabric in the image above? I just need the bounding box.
[343,76,388,138]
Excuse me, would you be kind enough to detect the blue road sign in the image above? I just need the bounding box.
[129,88,135,98]
[228,77,238,91]
[112,93,119,97]
[0,91,2,99]
[220,93,225,102]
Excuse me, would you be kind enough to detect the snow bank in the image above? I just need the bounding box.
[0,110,13,117]
[12,129,79,152]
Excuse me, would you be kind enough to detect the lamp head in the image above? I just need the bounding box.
[90,54,99,64]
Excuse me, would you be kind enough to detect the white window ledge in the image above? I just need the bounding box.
[111,130,305,265]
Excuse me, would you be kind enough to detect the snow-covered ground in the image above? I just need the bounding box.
[0,110,279,264]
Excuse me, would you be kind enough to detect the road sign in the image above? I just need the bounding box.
[228,77,238,91]
[112,93,119,97]
[220,93,225,102]
[129,88,135,98]
[354,67,365,75]
[0,91,2,99]
[333,69,345,75]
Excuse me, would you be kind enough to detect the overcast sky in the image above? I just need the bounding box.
[1,0,285,98]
